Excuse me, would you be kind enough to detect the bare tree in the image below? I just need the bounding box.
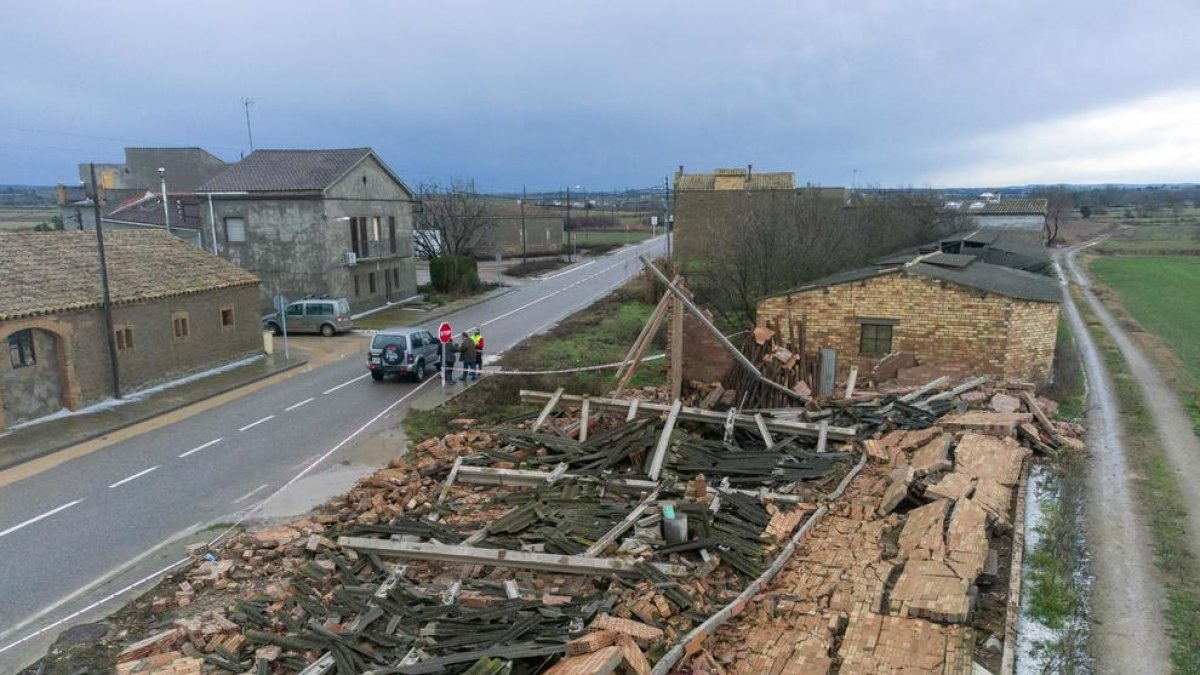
[1034,186,1074,246]
[413,180,494,258]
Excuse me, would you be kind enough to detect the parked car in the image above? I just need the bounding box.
[367,329,441,381]
[263,297,353,337]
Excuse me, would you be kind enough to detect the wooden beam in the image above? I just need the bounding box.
[754,413,774,447]
[639,257,808,404]
[338,537,690,577]
[669,296,685,400]
[815,420,829,453]
[520,390,857,440]
[1021,392,1062,445]
[585,489,660,556]
[531,387,564,432]
[454,465,813,504]
[626,397,640,422]
[923,375,990,405]
[615,285,675,396]
[723,408,737,444]
[843,365,859,399]
[897,376,950,403]
[579,396,591,442]
[648,399,682,480]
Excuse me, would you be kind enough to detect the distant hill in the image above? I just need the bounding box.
[0,185,58,207]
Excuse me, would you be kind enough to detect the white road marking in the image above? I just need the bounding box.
[178,438,223,458]
[233,484,269,504]
[0,499,85,539]
[293,454,320,470]
[538,259,595,280]
[323,373,369,395]
[238,415,274,432]
[285,397,314,411]
[108,466,159,489]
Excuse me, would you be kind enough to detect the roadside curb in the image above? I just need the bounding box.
[0,357,310,473]
[351,288,518,335]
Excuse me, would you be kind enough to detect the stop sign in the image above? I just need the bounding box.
[438,322,453,344]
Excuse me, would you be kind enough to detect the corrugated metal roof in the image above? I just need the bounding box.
[908,261,1060,303]
[944,198,1048,215]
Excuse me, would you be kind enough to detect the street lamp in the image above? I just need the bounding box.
[158,167,171,235]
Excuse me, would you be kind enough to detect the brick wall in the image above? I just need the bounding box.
[756,271,1059,386]
[677,313,734,383]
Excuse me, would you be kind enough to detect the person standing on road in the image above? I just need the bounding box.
[442,336,457,382]
[459,331,477,381]
[472,328,484,378]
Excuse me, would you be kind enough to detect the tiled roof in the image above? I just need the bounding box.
[197,148,375,193]
[677,170,797,190]
[0,230,259,322]
[944,198,1048,215]
[106,192,203,230]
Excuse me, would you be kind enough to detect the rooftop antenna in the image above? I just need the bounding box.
[241,97,255,152]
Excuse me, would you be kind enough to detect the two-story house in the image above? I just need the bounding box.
[196,148,418,312]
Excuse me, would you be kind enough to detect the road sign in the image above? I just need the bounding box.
[273,294,289,313]
[438,322,453,344]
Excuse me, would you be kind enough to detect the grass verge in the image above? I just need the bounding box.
[404,281,666,444]
[1074,286,1200,671]
[1046,314,1087,421]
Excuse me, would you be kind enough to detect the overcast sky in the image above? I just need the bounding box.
[2,0,1198,191]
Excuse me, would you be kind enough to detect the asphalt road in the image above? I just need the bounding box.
[0,236,665,666]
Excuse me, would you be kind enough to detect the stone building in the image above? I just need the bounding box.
[943,195,1047,242]
[756,250,1061,386]
[196,148,417,312]
[0,230,261,430]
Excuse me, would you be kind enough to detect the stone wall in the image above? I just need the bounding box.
[756,271,1059,386]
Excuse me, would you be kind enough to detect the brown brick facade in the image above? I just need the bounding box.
[756,271,1059,387]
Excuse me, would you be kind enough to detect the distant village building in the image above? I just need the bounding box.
[196,148,417,312]
[673,166,845,260]
[943,194,1048,242]
[757,237,1061,386]
[57,146,228,246]
[0,230,261,430]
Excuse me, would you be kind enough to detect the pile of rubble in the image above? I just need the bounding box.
[95,372,1079,675]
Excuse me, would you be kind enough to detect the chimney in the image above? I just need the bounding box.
[56,182,67,205]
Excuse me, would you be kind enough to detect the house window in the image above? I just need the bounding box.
[115,326,134,351]
[350,217,371,258]
[389,216,397,254]
[353,274,360,297]
[224,217,246,242]
[173,312,191,342]
[859,322,894,356]
[393,268,400,288]
[220,305,235,329]
[8,329,35,368]
[368,271,377,294]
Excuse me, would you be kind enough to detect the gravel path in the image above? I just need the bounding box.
[1056,245,1172,674]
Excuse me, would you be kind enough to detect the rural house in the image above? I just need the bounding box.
[943,194,1048,241]
[756,248,1062,386]
[196,148,417,312]
[0,230,261,431]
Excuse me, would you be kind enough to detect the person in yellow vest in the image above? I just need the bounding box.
[471,328,484,378]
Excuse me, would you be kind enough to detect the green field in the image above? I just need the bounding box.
[564,228,653,246]
[0,206,58,231]
[1099,224,1200,254]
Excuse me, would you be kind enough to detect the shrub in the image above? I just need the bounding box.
[429,255,481,294]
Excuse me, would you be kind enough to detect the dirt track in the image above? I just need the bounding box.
[1056,245,1172,674]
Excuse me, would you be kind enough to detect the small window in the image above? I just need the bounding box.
[173,313,190,341]
[859,323,893,356]
[371,217,381,242]
[389,216,397,254]
[220,306,235,328]
[393,268,400,288]
[224,217,246,242]
[353,275,361,297]
[411,333,424,348]
[8,329,36,368]
[309,303,333,316]
[338,299,351,314]
[286,303,304,317]
[368,272,377,294]
[115,326,134,352]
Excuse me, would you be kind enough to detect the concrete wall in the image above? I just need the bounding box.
[968,214,1045,231]
[478,217,564,256]
[756,272,1060,387]
[0,284,262,429]
[203,155,417,313]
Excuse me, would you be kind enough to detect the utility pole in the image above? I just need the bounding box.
[241,97,255,152]
[664,175,672,264]
[521,185,527,263]
[158,167,171,234]
[90,163,122,399]
[565,186,572,263]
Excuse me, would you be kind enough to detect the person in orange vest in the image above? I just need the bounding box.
[471,328,484,378]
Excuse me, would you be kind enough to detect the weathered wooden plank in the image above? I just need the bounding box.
[897,376,950,403]
[923,376,990,404]
[815,420,829,453]
[532,387,565,432]
[648,400,682,481]
[585,489,660,556]
[753,413,774,447]
[669,296,685,401]
[626,398,640,422]
[338,537,689,577]
[579,396,591,443]
[520,390,856,440]
[843,365,859,399]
